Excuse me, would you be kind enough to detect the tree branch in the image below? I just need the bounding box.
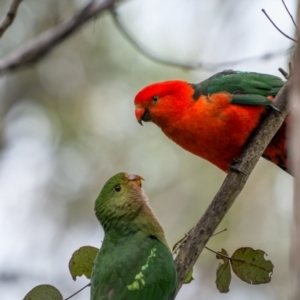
[281,0,298,31]
[0,0,120,76]
[0,1,292,75]
[110,7,291,71]
[174,79,290,294]
[0,0,23,38]
[262,8,297,43]
[290,3,300,299]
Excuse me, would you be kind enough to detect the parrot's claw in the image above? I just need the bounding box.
[269,104,282,114]
[232,158,242,164]
[228,164,247,176]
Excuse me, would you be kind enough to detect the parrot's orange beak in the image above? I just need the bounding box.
[128,173,144,187]
[135,106,151,125]
[135,106,145,126]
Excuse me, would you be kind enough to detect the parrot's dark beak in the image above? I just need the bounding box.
[128,174,144,187]
[135,107,151,126]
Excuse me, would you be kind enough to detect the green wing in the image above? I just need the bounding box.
[91,234,177,300]
[192,70,284,107]
[231,94,274,107]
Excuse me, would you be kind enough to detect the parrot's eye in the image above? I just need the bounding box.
[152,96,159,103]
[114,184,121,192]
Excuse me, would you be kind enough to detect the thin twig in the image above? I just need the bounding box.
[279,62,293,79]
[64,283,91,300]
[0,0,23,38]
[174,80,290,295]
[205,246,232,259]
[262,8,297,43]
[211,228,227,237]
[172,228,194,255]
[173,228,226,255]
[279,67,290,79]
[281,0,298,30]
[0,0,120,76]
[110,7,290,70]
[204,246,244,263]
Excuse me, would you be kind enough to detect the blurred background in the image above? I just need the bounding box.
[0,0,296,299]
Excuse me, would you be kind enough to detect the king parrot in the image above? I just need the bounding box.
[91,172,177,300]
[134,70,289,174]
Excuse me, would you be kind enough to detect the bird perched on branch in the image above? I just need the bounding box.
[91,172,177,300]
[134,70,289,174]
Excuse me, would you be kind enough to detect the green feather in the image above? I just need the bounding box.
[91,173,177,300]
[231,94,274,107]
[192,70,284,106]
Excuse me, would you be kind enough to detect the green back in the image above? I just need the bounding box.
[91,232,177,300]
[191,70,285,106]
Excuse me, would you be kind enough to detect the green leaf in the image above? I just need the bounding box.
[231,247,273,284]
[215,248,231,293]
[184,268,194,284]
[69,245,99,281]
[23,284,63,300]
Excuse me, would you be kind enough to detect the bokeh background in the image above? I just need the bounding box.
[0,0,296,299]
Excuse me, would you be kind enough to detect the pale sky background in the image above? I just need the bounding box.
[0,0,296,299]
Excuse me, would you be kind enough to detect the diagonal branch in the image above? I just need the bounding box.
[0,0,119,76]
[174,79,290,294]
[0,0,23,38]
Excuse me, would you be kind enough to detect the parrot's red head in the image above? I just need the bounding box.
[134,80,193,126]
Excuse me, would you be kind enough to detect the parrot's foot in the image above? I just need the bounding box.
[232,158,242,163]
[228,161,247,176]
[269,104,282,114]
